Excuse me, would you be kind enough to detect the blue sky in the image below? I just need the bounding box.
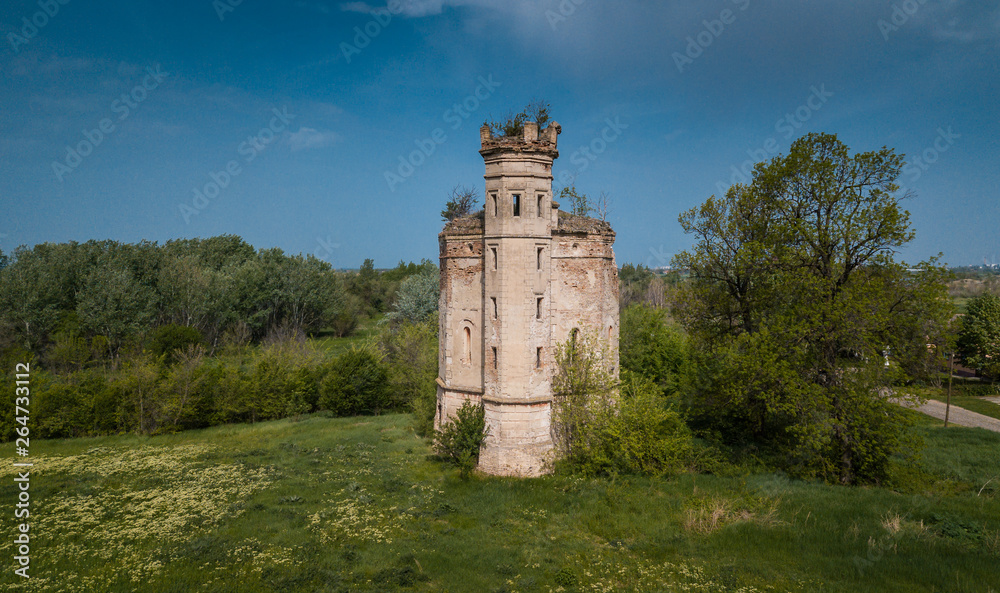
[1,0,998,269]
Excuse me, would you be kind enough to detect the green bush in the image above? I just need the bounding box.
[378,318,438,435]
[434,400,488,478]
[552,332,695,477]
[557,372,695,477]
[318,345,391,416]
[148,324,203,363]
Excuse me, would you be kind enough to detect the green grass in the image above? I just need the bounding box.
[310,317,382,356]
[3,414,999,593]
[953,296,972,314]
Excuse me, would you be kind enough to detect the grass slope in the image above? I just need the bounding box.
[2,413,999,593]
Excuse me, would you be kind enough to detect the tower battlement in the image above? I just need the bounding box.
[479,121,562,158]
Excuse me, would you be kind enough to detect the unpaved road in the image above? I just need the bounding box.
[897,398,1000,433]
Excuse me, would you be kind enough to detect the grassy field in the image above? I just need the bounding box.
[2,410,999,593]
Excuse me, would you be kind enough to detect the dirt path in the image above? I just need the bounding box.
[897,398,1000,433]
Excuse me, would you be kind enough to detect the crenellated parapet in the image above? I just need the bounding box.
[479,121,561,159]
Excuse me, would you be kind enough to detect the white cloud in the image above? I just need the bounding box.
[286,127,338,151]
[339,0,507,18]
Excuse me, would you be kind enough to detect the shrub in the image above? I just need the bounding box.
[318,345,391,416]
[434,400,488,478]
[378,319,438,435]
[552,332,695,477]
[148,324,204,363]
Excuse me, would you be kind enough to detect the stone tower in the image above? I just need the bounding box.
[436,121,618,477]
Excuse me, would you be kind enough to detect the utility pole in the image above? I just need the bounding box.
[944,351,954,428]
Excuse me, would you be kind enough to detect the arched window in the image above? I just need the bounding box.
[463,326,472,365]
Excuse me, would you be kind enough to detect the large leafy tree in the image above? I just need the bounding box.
[674,133,951,485]
[957,293,1000,378]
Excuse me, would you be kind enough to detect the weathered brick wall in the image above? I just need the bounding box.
[436,229,484,429]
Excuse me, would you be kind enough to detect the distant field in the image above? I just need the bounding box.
[2,409,998,592]
[953,296,971,314]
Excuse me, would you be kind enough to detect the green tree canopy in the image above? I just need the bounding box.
[674,132,951,485]
[957,293,1000,378]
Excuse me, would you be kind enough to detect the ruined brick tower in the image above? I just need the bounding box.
[436,120,618,477]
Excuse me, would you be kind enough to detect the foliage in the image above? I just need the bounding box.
[620,304,690,396]
[486,99,551,138]
[559,185,592,217]
[76,262,158,357]
[318,344,391,416]
[147,324,204,364]
[434,400,488,478]
[957,293,1000,377]
[673,133,951,485]
[551,331,695,476]
[619,263,676,309]
[0,236,350,358]
[440,185,480,221]
[378,318,439,436]
[386,268,439,325]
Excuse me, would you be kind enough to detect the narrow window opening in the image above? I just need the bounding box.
[537,194,544,217]
[536,297,543,320]
[512,194,521,217]
[463,327,472,364]
[536,247,543,270]
[491,297,498,319]
[492,346,498,370]
[491,194,498,217]
[608,325,613,341]
[569,328,579,363]
[490,246,498,270]
[536,347,542,369]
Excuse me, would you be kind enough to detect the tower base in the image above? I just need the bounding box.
[477,399,554,477]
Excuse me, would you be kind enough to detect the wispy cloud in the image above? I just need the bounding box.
[287,127,338,151]
[338,0,508,18]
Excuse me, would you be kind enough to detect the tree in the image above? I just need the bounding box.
[620,304,689,397]
[441,185,480,221]
[957,293,1000,378]
[674,133,950,485]
[76,261,158,358]
[386,268,439,324]
[559,186,592,217]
